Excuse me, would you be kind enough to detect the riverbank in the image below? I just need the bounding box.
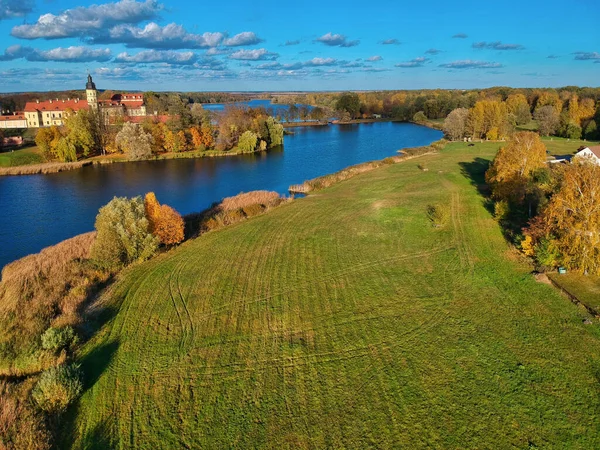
[0,146,269,177]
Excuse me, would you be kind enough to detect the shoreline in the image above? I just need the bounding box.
[0,120,440,177]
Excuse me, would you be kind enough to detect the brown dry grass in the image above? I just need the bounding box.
[220,190,282,211]
[0,161,92,177]
[0,232,111,376]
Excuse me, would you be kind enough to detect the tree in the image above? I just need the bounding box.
[539,160,600,274]
[41,326,78,351]
[584,120,597,139]
[91,196,159,267]
[506,93,531,125]
[115,122,154,160]
[35,126,62,160]
[144,192,185,246]
[412,111,427,123]
[265,117,284,147]
[443,108,469,140]
[534,105,560,136]
[238,130,258,152]
[63,108,99,158]
[535,91,562,116]
[336,93,361,119]
[486,131,547,204]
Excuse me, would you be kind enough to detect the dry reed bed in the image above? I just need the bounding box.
[0,161,92,176]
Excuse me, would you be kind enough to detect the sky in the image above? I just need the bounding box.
[0,0,599,92]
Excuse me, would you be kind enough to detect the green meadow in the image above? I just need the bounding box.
[65,142,600,449]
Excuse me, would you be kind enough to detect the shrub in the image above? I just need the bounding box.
[535,238,561,271]
[41,326,78,352]
[426,204,449,227]
[413,111,427,123]
[91,197,159,267]
[32,364,83,412]
[493,200,511,221]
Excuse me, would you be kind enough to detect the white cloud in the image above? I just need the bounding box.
[367,55,382,61]
[223,31,262,47]
[395,57,430,68]
[115,49,197,65]
[439,59,503,69]
[94,22,224,49]
[316,32,359,47]
[229,48,278,61]
[11,0,162,39]
[0,44,112,62]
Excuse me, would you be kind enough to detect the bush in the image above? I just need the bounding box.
[413,111,427,123]
[144,193,185,246]
[91,197,159,267]
[32,364,83,412]
[535,238,561,271]
[41,326,78,352]
[426,204,449,227]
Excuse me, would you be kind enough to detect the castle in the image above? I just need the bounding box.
[21,74,147,128]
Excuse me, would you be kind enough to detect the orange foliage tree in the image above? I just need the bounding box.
[144,192,185,245]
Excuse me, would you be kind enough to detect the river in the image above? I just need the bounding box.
[0,122,442,270]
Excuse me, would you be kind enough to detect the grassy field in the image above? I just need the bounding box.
[64,142,600,449]
[542,136,599,157]
[0,145,44,167]
[548,272,600,313]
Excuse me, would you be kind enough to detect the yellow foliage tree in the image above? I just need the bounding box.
[144,192,185,246]
[485,131,547,203]
[540,160,600,274]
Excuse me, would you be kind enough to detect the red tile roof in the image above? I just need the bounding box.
[24,98,87,113]
[0,113,26,121]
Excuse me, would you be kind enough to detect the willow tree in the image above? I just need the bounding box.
[540,160,600,274]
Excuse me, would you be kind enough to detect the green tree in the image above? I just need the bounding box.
[238,130,258,152]
[91,196,159,267]
[63,109,99,158]
[41,326,78,351]
[336,93,361,119]
[266,117,284,147]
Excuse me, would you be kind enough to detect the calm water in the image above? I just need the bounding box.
[0,122,442,270]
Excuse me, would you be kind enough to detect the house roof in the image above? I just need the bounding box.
[0,113,26,122]
[587,146,600,158]
[24,98,87,113]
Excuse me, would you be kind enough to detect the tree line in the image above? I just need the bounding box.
[34,101,284,163]
[485,131,600,275]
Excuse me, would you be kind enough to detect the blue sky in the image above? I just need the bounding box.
[0,0,599,92]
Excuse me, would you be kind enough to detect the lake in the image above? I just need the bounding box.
[0,122,442,270]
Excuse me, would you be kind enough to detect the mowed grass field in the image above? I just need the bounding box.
[65,142,600,449]
[0,145,44,167]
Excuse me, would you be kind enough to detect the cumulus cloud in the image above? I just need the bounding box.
[304,57,338,66]
[0,0,34,20]
[0,44,112,62]
[11,0,162,39]
[452,33,468,39]
[439,59,503,69]
[115,49,200,65]
[573,51,600,60]
[229,48,278,61]
[367,55,382,61]
[425,48,442,55]
[381,38,400,45]
[473,41,524,50]
[395,57,430,68]
[316,32,359,47]
[223,31,262,47]
[91,22,224,49]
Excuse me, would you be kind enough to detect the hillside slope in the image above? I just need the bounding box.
[65,143,600,449]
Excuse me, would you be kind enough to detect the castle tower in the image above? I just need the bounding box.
[86,73,98,109]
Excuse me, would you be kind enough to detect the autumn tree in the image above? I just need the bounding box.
[35,126,62,160]
[506,93,531,125]
[535,91,562,116]
[238,130,258,152]
[537,160,600,274]
[443,108,469,140]
[63,108,100,158]
[486,132,548,219]
[534,105,560,136]
[115,122,154,160]
[144,192,185,245]
[336,93,361,119]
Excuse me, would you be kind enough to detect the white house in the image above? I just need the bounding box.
[574,146,600,165]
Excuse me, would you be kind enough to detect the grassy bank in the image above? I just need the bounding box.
[64,141,600,448]
[0,146,44,168]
